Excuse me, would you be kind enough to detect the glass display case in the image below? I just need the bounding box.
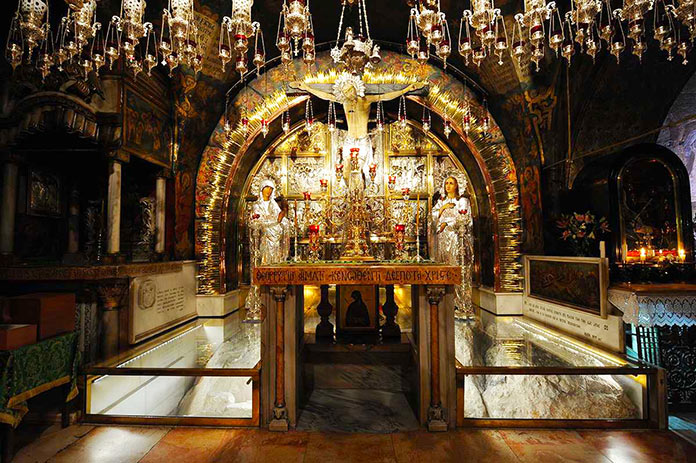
[85,312,261,425]
[571,143,693,267]
[455,313,662,426]
[619,158,683,264]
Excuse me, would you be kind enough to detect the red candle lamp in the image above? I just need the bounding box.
[388,175,396,190]
[303,191,311,201]
[319,178,328,192]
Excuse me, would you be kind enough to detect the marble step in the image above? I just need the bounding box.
[304,362,415,391]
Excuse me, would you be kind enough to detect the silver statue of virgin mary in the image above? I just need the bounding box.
[245,179,290,321]
[430,175,474,319]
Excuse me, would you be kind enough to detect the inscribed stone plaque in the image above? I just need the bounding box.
[130,262,197,344]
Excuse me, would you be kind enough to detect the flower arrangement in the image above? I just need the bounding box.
[556,211,610,256]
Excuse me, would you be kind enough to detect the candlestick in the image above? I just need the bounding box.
[414,190,421,262]
[293,200,299,262]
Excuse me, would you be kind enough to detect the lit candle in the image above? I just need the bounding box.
[369,163,378,174]
[303,191,311,201]
[679,248,686,263]
[640,247,646,264]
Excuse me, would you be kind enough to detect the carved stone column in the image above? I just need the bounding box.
[96,280,128,360]
[0,160,18,256]
[269,286,289,431]
[155,175,166,255]
[426,285,447,432]
[106,159,122,256]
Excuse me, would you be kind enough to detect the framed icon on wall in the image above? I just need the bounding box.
[336,285,379,335]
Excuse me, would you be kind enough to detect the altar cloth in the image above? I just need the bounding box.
[0,332,79,427]
[608,284,696,327]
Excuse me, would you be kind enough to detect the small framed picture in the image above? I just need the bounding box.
[337,285,379,335]
[27,169,61,217]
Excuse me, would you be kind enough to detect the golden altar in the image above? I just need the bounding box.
[252,262,461,432]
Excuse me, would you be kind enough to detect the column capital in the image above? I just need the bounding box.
[96,279,128,310]
[270,286,288,302]
[426,286,446,305]
[105,150,129,164]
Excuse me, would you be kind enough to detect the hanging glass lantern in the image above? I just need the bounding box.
[398,95,407,128]
[406,9,420,57]
[160,0,202,75]
[462,98,472,134]
[16,0,50,56]
[461,0,508,66]
[376,100,385,132]
[567,0,602,55]
[422,106,431,132]
[328,101,337,132]
[305,97,314,133]
[443,118,452,137]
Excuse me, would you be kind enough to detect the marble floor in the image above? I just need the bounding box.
[296,389,419,433]
[8,423,696,463]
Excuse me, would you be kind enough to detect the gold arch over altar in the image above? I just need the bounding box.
[195,56,522,294]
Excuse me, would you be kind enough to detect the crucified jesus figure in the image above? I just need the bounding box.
[290,76,428,179]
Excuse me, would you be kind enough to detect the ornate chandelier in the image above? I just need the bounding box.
[510,0,561,70]
[219,0,265,75]
[107,0,157,76]
[408,1,452,67]
[6,0,50,70]
[565,0,602,60]
[160,0,203,75]
[613,0,653,61]
[331,0,380,75]
[459,0,509,66]
[276,0,315,66]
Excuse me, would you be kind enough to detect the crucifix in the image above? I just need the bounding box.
[290,76,429,183]
[289,78,429,140]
